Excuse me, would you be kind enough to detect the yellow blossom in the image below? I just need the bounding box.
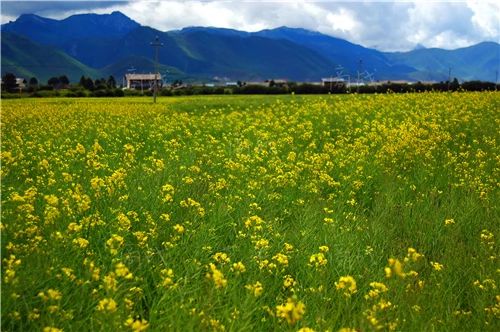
[430,261,444,271]
[206,263,227,289]
[335,275,357,297]
[404,248,423,263]
[213,252,231,264]
[97,298,117,313]
[115,262,133,279]
[173,224,185,234]
[245,281,264,297]
[272,253,289,266]
[159,268,176,288]
[444,218,455,225]
[276,298,305,325]
[43,327,63,332]
[309,253,327,268]
[385,258,404,278]
[106,234,124,255]
[319,245,329,253]
[283,275,296,289]
[47,289,62,300]
[72,237,89,248]
[232,261,246,273]
[365,282,388,300]
[125,317,149,331]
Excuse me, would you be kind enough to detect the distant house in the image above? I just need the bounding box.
[0,76,26,91]
[245,81,269,87]
[321,77,346,88]
[124,73,162,90]
[267,79,288,87]
[15,78,26,89]
[370,80,413,86]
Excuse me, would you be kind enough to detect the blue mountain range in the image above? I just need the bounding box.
[2,11,499,83]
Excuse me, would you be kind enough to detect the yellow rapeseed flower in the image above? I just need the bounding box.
[125,317,149,331]
[232,261,246,273]
[431,261,444,271]
[245,281,263,297]
[335,275,357,297]
[206,263,227,289]
[97,298,117,313]
[276,298,305,325]
[309,253,327,268]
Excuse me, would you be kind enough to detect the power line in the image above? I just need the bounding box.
[150,36,163,104]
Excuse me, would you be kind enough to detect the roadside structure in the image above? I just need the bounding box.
[124,73,162,91]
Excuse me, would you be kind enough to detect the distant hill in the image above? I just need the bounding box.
[2,11,499,83]
[385,42,500,82]
[2,11,139,47]
[1,32,99,82]
[253,26,415,80]
[170,27,335,81]
[100,55,198,83]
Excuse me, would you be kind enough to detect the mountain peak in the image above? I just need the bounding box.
[2,11,140,46]
[413,43,427,50]
[15,13,55,24]
[62,11,139,27]
[178,26,249,38]
[111,11,127,17]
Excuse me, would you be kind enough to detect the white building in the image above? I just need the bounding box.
[124,73,162,90]
[321,77,346,87]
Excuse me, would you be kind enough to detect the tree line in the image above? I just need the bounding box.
[1,72,498,98]
[1,73,124,97]
[155,80,498,96]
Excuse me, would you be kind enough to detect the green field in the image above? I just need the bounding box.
[1,93,499,331]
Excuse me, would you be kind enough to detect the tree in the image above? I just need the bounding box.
[84,77,94,91]
[2,73,18,92]
[107,75,116,89]
[79,76,86,86]
[172,79,183,87]
[94,78,107,90]
[29,77,38,87]
[48,76,60,88]
[59,75,70,87]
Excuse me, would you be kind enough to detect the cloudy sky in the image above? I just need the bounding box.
[1,0,499,51]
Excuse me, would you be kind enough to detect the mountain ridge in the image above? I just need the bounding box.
[2,11,499,83]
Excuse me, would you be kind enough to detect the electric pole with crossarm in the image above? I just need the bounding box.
[151,36,163,103]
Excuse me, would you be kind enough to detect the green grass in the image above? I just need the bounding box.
[1,93,499,331]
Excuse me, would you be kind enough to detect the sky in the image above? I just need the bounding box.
[1,0,499,51]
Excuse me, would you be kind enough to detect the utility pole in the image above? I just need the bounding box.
[150,36,163,103]
[357,59,363,93]
[495,70,498,91]
[447,67,452,91]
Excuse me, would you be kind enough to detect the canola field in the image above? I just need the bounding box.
[1,93,499,331]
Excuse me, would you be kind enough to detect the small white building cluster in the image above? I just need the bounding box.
[0,77,26,90]
[123,73,162,90]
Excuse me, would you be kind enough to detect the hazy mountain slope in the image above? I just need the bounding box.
[100,55,198,83]
[1,11,139,47]
[254,27,415,80]
[1,32,100,82]
[385,42,500,82]
[171,28,335,80]
[57,26,205,71]
[2,11,498,82]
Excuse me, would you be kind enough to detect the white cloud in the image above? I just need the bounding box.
[2,0,499,51]
[467,1,500,38]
